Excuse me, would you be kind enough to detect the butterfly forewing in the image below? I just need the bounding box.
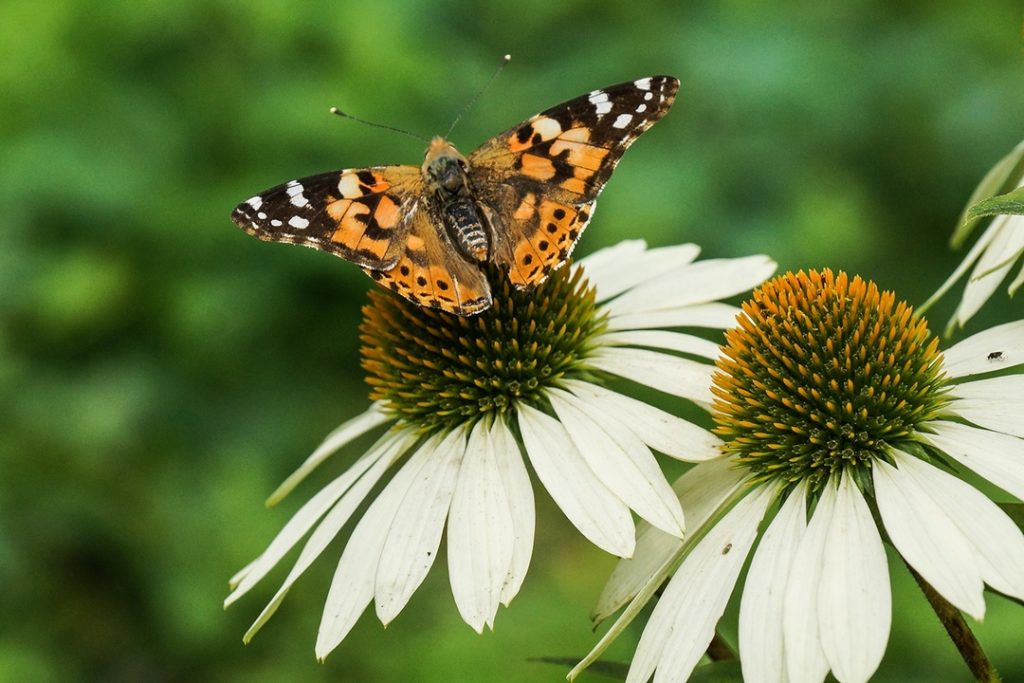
[468,76,679,287]
[231,166,421,269]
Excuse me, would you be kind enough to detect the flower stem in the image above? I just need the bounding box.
[905,562,1001,682]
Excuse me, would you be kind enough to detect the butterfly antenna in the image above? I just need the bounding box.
[329,107,430,144]
[445,54,511,139]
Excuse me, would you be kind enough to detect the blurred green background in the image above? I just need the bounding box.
[2,0,1022,681]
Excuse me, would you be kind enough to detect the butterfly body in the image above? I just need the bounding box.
[233,76,679,316]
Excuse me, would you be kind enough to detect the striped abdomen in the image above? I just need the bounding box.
[442,196,490,262]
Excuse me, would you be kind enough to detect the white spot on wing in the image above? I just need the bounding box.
[288,216,310,229]
[532,116,562,139]
[612,113,633,129]
[257,212,267,219]
[588,91,609,104]
[285,180,309,208]
[337,174,360,197]
[246,195,263,210]
[271,219,282,227]
[635,77,652,90]
[644,92,653,101]
[594,100,613,116]
[636,103,647,113]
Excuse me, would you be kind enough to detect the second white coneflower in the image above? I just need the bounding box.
[226,240,775,659]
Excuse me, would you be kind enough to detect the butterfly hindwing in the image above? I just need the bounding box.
[231,166,422,269]
[469,76,679,287]
[364,204,492,316]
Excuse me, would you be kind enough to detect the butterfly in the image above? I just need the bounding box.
[231,75,679,316]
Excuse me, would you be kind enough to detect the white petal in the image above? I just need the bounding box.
[588,347,715,407]
[606,255,776,316]
[874,453,986,619]
[818,473,890,683]
[267,403,392,506]
[889,452,1024,602]
[448,421,516,632]
[575,239,648,282]
[315,434,436,659]
[606,302,742,332]
[580,242,701,302]
[632,485,772,683]
[942,320,1024,377]
[922,421,1024,501]
[739,482,807,683]
[517,404,635,557]
[490,417,535,606]
[954,216,1024,327]
[550,389,685,536]
[950,375,1024,438]
[783,480,834,683]
[226,430,413,605]
[374,428,465,625]
[593,457,746,623]
[240,435,407,641]
[596,329,722,359]
[564,379,723,461]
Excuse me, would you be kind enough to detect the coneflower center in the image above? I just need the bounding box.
[360,264,606,432]
[711,269,950,490]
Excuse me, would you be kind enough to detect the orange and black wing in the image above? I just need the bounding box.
[468,75,679,288]
[231,165,422,270]
[363,202,492,316]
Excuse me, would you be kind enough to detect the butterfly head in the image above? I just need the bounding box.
[422,137,470,196]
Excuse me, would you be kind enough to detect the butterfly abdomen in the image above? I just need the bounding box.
[442,196,490,262]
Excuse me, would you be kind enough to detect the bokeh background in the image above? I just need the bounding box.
[2,0,1023,681]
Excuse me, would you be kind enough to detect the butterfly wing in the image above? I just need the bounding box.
[231,165,422,269]
[363,202,492,316]
[468,75,679,287]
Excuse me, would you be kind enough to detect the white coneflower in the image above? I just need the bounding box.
[924,138,1024,331]
[225,240,776,660]
[575,269,1024,683]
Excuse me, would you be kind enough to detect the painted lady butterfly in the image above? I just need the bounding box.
[231,76,679,316]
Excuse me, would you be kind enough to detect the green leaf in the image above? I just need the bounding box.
[964,187,1024,221]
[952,141,1024,248]
[997,502,1024,532]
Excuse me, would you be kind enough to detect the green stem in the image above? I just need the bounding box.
[706,632,736,661]
[906,562,1001,683]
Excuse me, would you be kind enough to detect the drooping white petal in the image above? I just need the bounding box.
[874,453,986,619]
[240,434,411,641]
[267,403,392,506]
[922,421,1024,501]
[920,221,998,318]
[889,451,1024,602]
[375,427,466,625]
[738,483,806,683]
[549,389,685,537]
[818,473,891,683]
[564,379,723,461]
[953,216,1024,327]
[593,457,747,624]
[627,485,772,683]
[783,479,834,683]
[580,241,701,303]
[227,429,413,605]
[316,434,438,660]
[490,417,535,607]
[950,375,1024,438]
[517,404,635,557]
[448,420,516,632]
[942,320,1024,377]
[606,302,742,332]
[588,347,715,407]
[596,329,722,360]
[606,256,776,316]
